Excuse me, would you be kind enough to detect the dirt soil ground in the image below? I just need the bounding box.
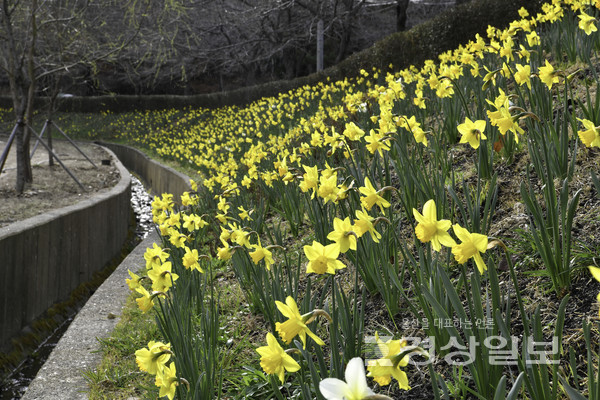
[0,134,120,228]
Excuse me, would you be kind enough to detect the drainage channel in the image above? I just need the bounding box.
[0,174,153,400]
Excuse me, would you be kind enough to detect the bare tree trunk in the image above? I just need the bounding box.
[22,0,37,186]
[15,125,27,193]
[397,0,410,32]
[335,0,365,65]
[282,48,296,79]
[14,95,28,193]
[3,0,36,192]
[317,19,324,71]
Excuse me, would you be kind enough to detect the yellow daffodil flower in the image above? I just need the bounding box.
[482,65,500,88]
[514,63,532,89]
[366,333,411,389]
[153,193,174,212]
[144,243,169,270]
[148,261,179,292]
[135,286,155,312]
[518,6,529,18]
[354,208,382,243]
[526,31,540,47]
[577,118,600,147]
[126,269,143,291]
[304,240,346,274]
[217,196,230,213]
[327,217,357,253]
[435,81,455,98]
[182,247,203,272]
[457,117,487,149]
[538,60,560,90]
[359,177,391,212]
[499,38,514,62]
[238,206,253,221]
[452,224,488,274]
[299,164,319,197]
[413,89,427,109]
[217,239,233,261]
[155,362,178,400]
[216,212,228,224]
[135,341,172,375]
[250,240,275,270]
[165,212,181,228]
[412,199,456,251]
[275,296,325,348]
[343,121,365,141]
[318,173,339,204]
[168,228,188,248]
[400,115,428,146]
[182,213,207,232]
[256,332,301,383]
[365,129,390,156]
[517,45,531,62]
[486,93,525,141]
[180,191,194,206]
[578,11,597,35]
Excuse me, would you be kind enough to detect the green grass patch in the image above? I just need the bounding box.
[84,293,160,399]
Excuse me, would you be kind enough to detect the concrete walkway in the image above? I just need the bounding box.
[21,231,159,400]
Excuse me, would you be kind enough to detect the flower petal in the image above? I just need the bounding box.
[589,266,600,282]
[474,253,487,274]
[324,243,341,259]
[472,233,488,252]
[423,199,436,221]
[413,208,427,224]
[304,243,321,261]
[345,357,374,397]
[319,378,350,400]
[275,301,292,318]
[452,224,470,242]
[282,353,301,372]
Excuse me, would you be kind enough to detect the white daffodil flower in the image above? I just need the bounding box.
[319,357,392,400]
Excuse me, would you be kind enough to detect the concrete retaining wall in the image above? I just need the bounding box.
[0,147,131,351]
[98,142,192,202]
[21,231,160,400]
[19,144,194,399]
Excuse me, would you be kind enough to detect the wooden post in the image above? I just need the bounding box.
[317,19,324,72]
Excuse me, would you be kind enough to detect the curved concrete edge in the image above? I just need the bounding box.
[20,230,160,400]
[0,146,131,238]
[0,144,131,352]
[20,143,194,400]
[97,141,193,203]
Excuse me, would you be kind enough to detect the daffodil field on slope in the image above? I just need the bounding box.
[100,1,600,398]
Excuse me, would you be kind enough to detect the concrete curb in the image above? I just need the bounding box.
[20,230,159,400]
[0,145,131,352]
[97,142,192,203]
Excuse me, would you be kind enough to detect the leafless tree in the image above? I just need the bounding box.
[81,0,386,92]
[0,0,150,192]
[396,0,410,31]
[183,0,370,87]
